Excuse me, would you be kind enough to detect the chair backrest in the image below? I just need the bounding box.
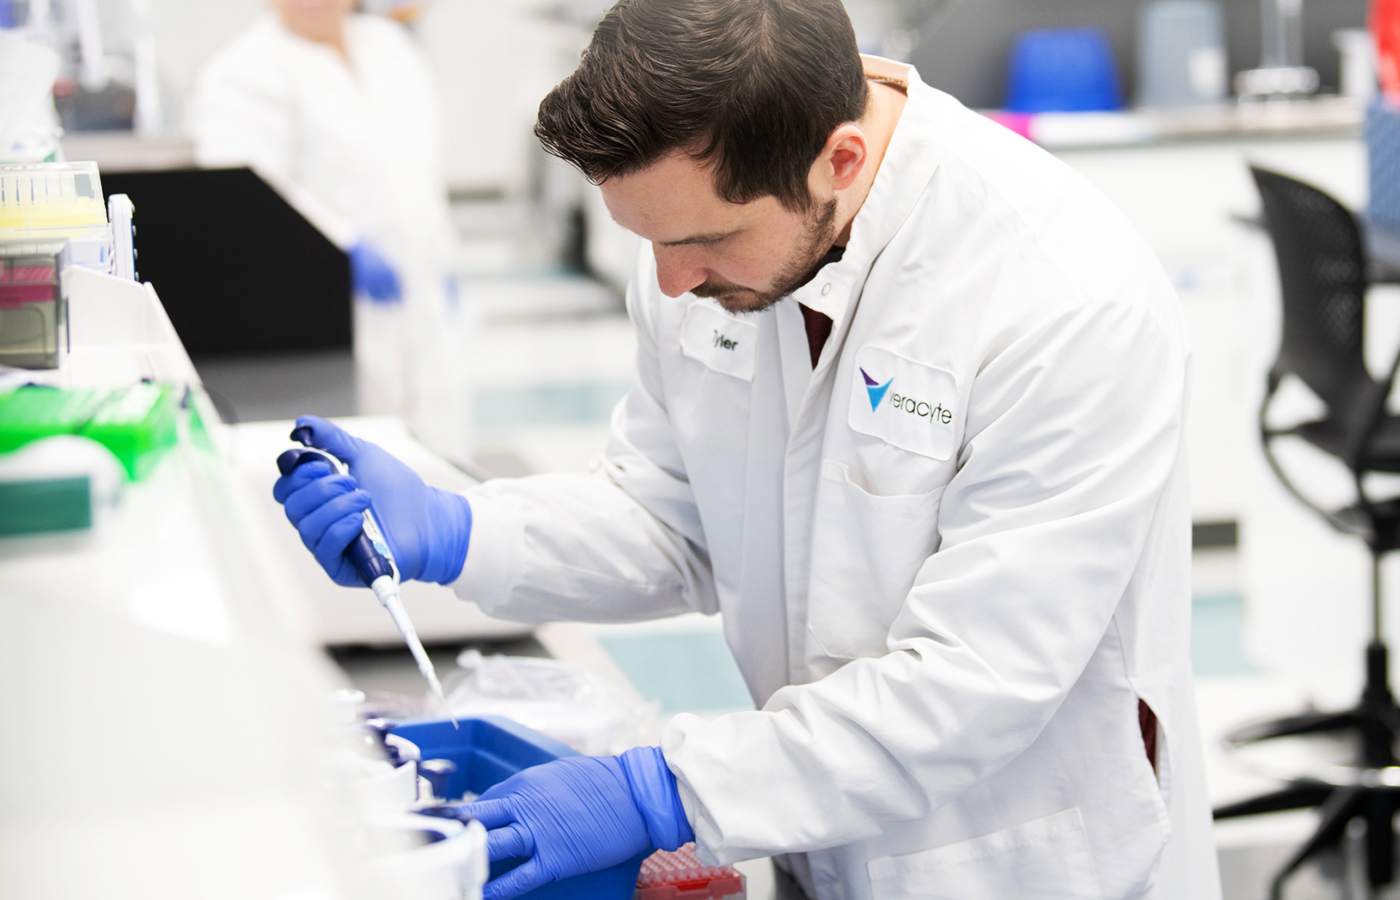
[1251,166,1378,426]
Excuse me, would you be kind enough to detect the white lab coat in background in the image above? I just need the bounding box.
[192,14,471,463]
[453,60,1220,900]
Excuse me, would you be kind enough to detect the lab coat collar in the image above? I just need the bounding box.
[788,57,948,324]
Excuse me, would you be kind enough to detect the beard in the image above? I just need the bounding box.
[691,198,839,314]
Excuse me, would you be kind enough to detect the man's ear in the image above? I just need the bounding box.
[815,124,868,193]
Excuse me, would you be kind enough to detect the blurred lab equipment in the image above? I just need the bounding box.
[0,434,123,539]
[0,383,178,478]
[1369,96,1400,239]
[1334,27,1377,100]
[0,160,134,370]
[192,8,472,464]
[1376,0,1400,99]
[1004,28,1123,113]
[0,30,62,162]
[1214,168,1400,897]
[362,0,431,22]
[444,650,660,756]
[1235,0,1320,98]
[1,161,112,269]
[1373,0,1400,253]
[0,241,67,369]
[1136,0,1227,107]
[840,0,960,62]
[339,714,490,900]
[9,0,162,135]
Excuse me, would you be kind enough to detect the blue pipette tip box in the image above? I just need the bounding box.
[390,715,649,900]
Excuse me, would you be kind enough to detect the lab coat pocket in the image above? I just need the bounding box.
[867,808,1104,900]
[807,459,945,660]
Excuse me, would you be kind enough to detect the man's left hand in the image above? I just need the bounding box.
[465,747,694,900]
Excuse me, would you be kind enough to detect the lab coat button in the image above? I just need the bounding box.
[822,283,832,295]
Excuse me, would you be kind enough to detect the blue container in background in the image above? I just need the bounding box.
[392,716,649,900]
[1368,96,1400,235]
[1005,28,1123,112]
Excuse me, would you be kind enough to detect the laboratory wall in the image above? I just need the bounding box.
[146,0,261,130]
[415,0,587,196]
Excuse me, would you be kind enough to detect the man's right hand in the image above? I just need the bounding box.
[272,416,473,586]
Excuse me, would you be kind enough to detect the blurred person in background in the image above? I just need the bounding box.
[192,0,471,464]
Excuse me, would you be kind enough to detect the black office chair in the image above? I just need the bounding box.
[1212,167,1400,898]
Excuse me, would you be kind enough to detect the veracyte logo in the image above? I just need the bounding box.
[860,368,892,411]
[849,346,958,460]
[859,367,952,424]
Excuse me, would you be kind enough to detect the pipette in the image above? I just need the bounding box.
[277,434,457,728]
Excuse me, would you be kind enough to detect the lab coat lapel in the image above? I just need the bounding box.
[778,64,947,683]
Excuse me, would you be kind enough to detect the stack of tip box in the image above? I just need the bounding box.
[0,161,112,370]
[636,844,745,900]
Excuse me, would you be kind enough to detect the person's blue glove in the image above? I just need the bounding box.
[272,415,471,585]
[466,746,694,900]
[349,240,402,304]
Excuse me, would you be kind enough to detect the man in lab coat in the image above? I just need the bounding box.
[274,0,1221,897]
[193,0,471,465]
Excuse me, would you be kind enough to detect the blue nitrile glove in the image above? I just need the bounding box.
[272,415,472,585]
[467,746,694,900]
[349,240,402,304]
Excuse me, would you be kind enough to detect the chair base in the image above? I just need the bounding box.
[1215,644,1400,898]
[1216,779,1400,898]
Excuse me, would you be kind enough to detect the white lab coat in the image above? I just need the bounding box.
[191,14,471,463]
[453,61,1220,900]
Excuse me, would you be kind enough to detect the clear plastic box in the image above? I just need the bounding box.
[0,240,67,369]
[0,161,112,273]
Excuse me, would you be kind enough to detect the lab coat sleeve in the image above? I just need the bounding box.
[451,257,718,624]
[191,36,297,178]
[190,29,359,249]
[662,285,1189,862]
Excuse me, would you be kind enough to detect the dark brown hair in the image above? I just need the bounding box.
[534,0,868,212]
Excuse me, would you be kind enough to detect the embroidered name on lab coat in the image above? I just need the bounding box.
[848,346,958,460]
[679,301,757,382]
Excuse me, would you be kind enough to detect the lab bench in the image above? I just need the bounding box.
[0,267,365,898]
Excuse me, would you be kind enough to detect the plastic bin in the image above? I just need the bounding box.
[1005,28,1122,113]
[390,716,650,900]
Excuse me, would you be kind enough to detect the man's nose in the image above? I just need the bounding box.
[653,246,708,298]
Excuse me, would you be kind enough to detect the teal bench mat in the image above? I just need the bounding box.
[596,592,1253,716]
